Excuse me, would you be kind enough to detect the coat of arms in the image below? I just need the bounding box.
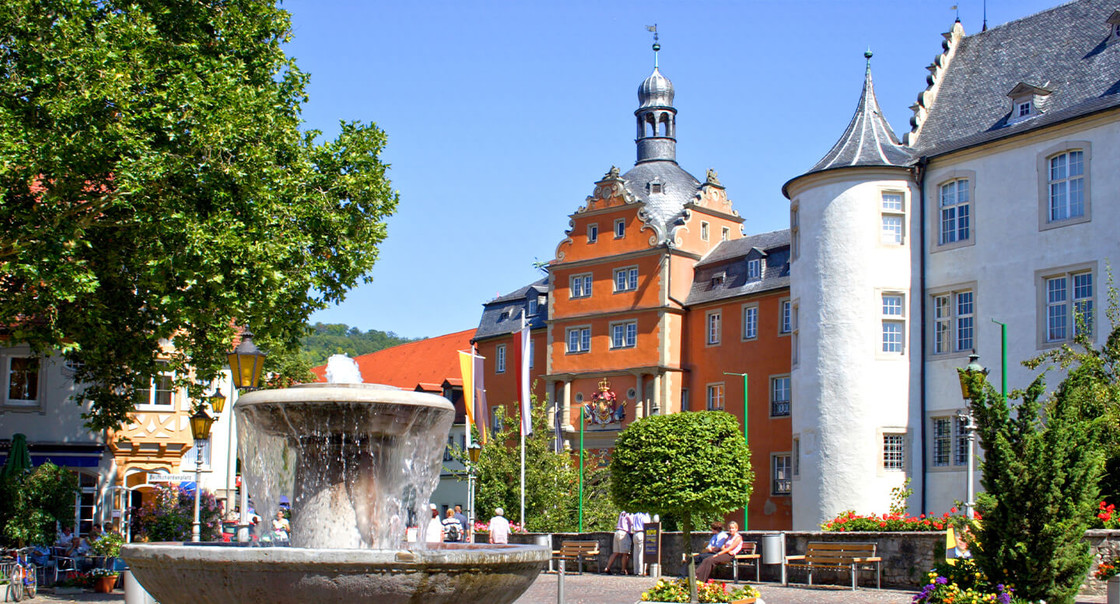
[585,378,626,426]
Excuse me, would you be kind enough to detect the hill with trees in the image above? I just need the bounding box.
[300,323,418,366]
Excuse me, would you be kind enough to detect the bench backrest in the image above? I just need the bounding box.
[803,542,876,564]
[559,541,599,555]
[739,542,757,555]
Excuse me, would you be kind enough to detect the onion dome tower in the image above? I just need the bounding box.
[782,51,917,530]
[635,40,677,163]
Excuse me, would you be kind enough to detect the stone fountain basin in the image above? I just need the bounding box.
[122,542,550,604]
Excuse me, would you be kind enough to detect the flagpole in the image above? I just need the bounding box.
[578,405,584,533]
[518,314,528,530]
[468,348,476,541]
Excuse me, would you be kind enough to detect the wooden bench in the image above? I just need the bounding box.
[683,541,760,583]
[552,540,600,574]
[784,542,881,590]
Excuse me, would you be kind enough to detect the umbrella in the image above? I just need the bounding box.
[1,433,32,480]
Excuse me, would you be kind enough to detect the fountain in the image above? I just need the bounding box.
[121,356,549,603]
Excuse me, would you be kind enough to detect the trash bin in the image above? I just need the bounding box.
[761,532,784,565]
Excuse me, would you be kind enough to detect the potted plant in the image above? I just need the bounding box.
[90,567,120,593]
[638,577,760,603]
[1095,553,1120,604]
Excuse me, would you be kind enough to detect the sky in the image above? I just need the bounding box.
[291,0,1060,339]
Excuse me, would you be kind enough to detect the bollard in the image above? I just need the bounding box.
[557,558,565,604]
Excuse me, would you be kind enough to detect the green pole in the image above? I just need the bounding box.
[992,319,1007,400]
[578,405,585,533]
[724,371,749,531]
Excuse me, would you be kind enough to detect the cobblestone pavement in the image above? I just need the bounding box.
[28,577,1111,604]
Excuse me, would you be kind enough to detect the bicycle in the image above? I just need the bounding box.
[2,547,38,601]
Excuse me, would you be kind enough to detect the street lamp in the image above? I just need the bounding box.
[467,442,481,542]
[227,330,266,392]
[956,352,988,520]
[189,407,215,542]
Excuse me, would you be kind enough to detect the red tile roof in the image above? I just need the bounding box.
[310,328,476,390]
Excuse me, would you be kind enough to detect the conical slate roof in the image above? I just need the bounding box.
[805,53,911,175]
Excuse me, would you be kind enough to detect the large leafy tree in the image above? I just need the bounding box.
[0,462,78,547]
[610,411,752,602]
[0,0,398,430]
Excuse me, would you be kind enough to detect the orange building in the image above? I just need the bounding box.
[472,48,793,529]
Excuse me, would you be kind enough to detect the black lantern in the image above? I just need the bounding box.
[957,352,989,400]
[208,388,226,415]
[227,329,266,391]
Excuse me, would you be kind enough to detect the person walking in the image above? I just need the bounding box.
[442,508,462,542]
[425,504,444,543]
[488,508,510,544]
[603,511,632,574]
[453,505,469,541]
[629,511,650,576]
[696,520,743,582]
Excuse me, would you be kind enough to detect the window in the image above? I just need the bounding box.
[444,436,455,461]
[933,416,970,468]
[706,311,721,345]
[790,204,800,261]
[701,221,710,241]
[883,433,905,471]
[1048,150,1085,222]
[792,438,800,477]
[1018,101,1031,117]
[1045,270,1093,342]
[611,321,637,349]
[772,454,792,495]
[721,227,730,242]
[496,344,506,373]
[932,289,974,354]
[613,267,638,292]
[747,258,761,281]
[954,417,969,466]
[742,305,758,340]
[938,179,970,245]
[791,301,800,365]
[614,219,626,239]
[770,376,791,417]
[706,383,725,411]
[491,407,503,433]
[779,300,792,334]
[881,192,904,245]
[587,223,598,243]
[528,297,538,317]
[570,274,592,299]
[882,294,905,354]
[566,327,591,354]
[136,363,174,408]
[5,356,39,406]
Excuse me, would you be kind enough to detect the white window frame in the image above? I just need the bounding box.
[700,221,710,241]
[882,432,906,472]
[569,273,592,299]
[613,266,639,293]
[771,453,792,496]
[791,300,800,367]
[741,303,758,341]
[779,298,792,335]
[792,436,800,478]
[881,293,906,355]
[721,226,730,242]
[931,286,975,356]
[1037,264,1095,346]
[770,375,791,417]
[528,297,538,317]
[610,320,637,350]
[706,310,722,346]
[706,383,725,411]
[2,352,41,408]
[587,223,599,243]
[566,326,592,354]
[934,174,974,250]
[614,218,626,239]
[495,344,506,374]
[747,258,761,281]
[136,362,176,411]
[491,407,503,433]
[880,191,905,245]
[790,202,800,261]
[1038,141,1091,230]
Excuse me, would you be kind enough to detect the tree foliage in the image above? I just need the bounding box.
[299,322,417,367]
[963,326,1116,604]
[0,462,78,547]
[464,399,620,533]
[0,0,398,430]
[610,411,752,602]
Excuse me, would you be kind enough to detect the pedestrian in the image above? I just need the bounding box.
[425,504,444,543]
[442,508,462,542]
[272,510,290,542]
[629,511,651,576]
[604,510,632,574]
[488,508,510,544]
[697,521,728,565]
[453,505,469,541]
[696,520,743,582]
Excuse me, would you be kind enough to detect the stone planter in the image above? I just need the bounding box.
[1108,575,1120,604]
[642,600,756,604]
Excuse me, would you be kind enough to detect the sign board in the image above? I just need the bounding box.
[644,522,661,560]
[148,473,195,483]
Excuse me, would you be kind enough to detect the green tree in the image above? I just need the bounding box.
[298,323,417,367]
[0,0,399,430]
[0,463,78,547]
[610,411,752,603]
[963,344,1113,603]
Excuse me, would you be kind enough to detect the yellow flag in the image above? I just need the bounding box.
[459,350,475,428]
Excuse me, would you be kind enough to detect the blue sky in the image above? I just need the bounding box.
[292,0,1059,339]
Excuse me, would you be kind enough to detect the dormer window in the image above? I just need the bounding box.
[1109,10,1120,44]
[747,259,762,281]
[648,177,664,195]
[711,272,726,287]
[499,310,510,322]
[528,297,538,316]
[1006,82,1051,124]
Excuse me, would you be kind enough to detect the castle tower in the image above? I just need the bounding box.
[635,41,677,164]
[782,52,918,530]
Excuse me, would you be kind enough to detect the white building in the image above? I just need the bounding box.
[783,0,1120,529]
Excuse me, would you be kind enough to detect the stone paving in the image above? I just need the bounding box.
[28,575,1111,604]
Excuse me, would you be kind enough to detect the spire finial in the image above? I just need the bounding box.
[952,3,960,23]
[646,24,659,68]
[864,47,873,75]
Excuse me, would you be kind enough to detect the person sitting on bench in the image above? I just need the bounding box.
[696,520,742,582]
[697,521,728,566]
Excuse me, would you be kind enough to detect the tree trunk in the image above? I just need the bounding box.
[683,514,697,603]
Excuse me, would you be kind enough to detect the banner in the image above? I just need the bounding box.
[517,312,532,436]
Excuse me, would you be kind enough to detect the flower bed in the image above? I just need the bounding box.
[640,578,759,603]
[912,559,1019,604]
[822,508,975,532]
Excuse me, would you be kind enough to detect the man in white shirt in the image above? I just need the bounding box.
[488,508,510,544]
[629,511,651,576]
[425,504,444,543]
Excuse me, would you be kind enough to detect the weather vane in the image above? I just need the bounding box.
[646,24,660,67]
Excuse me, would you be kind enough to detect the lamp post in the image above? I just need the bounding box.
[723,371,749,531]
[189,407,215,542]
[227,328,267,542]
[956,352,988,520]
[467,442,481,542]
